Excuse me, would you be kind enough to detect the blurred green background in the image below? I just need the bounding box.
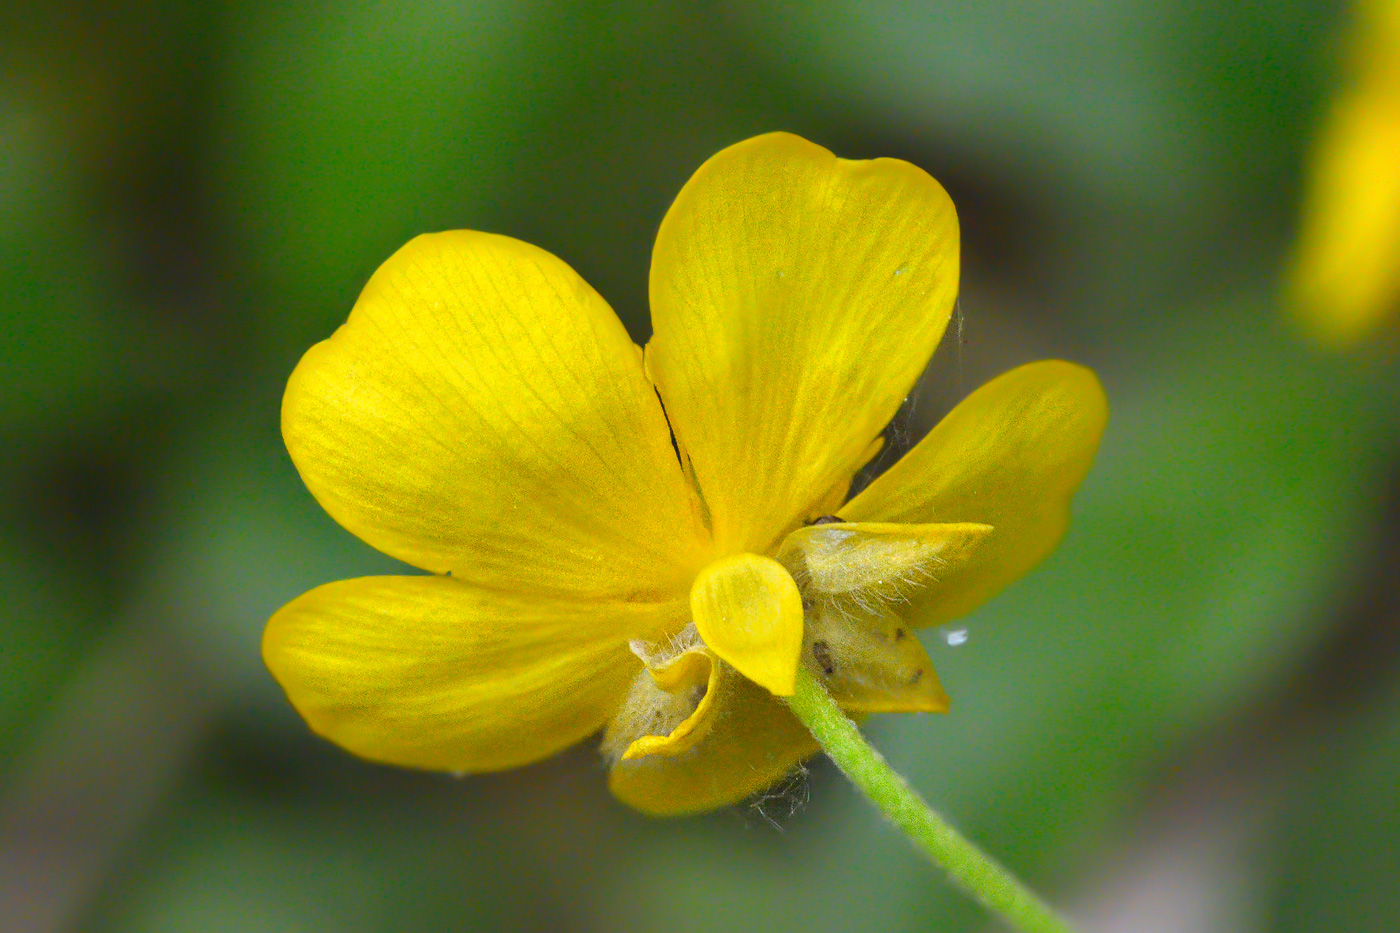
[3,1,1398,931]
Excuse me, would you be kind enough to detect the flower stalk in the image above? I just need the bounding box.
[784,666,1077,933]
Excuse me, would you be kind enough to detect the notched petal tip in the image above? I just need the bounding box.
[647,131,961,555]
[279,228,709,600]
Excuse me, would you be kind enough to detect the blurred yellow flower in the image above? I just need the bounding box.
[1289,0,1400,347]
[264,133,1107,816]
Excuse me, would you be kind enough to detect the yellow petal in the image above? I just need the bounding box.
[841,361,1107,627]
[607,657,818,816]
[811,436,885,519]
[690,554,804,696]
[1289,94,1400,347]
[264,575,685,773]
[647,133,960,555]
[1288,0,1400,348]
[803,604,949,714]
[283,231,708,601]
[777,520,992,608]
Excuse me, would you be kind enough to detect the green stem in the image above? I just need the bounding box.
[784,666,1076,933]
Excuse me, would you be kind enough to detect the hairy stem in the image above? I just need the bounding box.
[784,666,1077,933]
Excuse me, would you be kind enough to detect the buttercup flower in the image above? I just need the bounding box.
[265,133,1107,816]
[1288,0,1400,347]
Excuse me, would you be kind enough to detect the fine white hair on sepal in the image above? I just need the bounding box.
[815,556,946,619]
[784,527,951,620]
[628,624,701,667]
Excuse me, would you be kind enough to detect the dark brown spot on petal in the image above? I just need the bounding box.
[811,640,835,675]
[894,628,907,642]
[909,669,923,684]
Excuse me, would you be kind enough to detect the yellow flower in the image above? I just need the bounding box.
[264,133,1107,816]
[1288,0,1400,347]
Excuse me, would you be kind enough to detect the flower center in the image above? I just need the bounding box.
[602,520,994,764]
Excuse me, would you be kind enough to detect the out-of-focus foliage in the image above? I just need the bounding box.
[2,1,1398,931]
[212,0,543,354]
[1269,678,1400,931]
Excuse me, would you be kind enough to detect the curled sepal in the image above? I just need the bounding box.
[804,603,948,713]
[778,521,993,613]
[690,553,804,696]
[605,650,818,816]
[603,645,722,762]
